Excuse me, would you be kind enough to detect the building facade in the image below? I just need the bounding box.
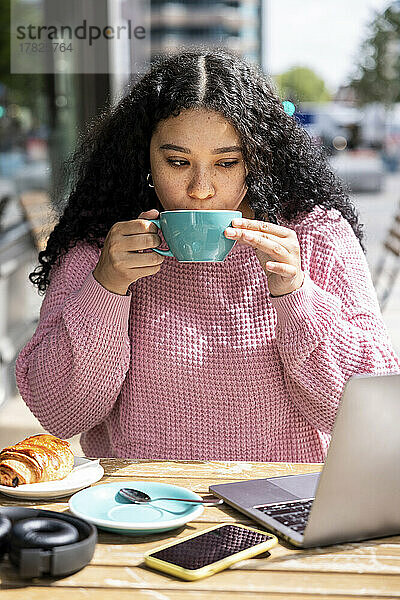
[150,0,262,66]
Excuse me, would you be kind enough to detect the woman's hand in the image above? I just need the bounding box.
[224,217,304,297]
[93,209,165,295]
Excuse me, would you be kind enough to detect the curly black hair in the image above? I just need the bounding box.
[30,46,364,294]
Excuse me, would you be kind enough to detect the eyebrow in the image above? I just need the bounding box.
[159,143,243,154]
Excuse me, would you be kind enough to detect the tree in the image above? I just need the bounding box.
[273,66,331,103]
[349,2,400,107]
[0,0,47,113]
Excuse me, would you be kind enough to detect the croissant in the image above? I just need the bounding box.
[0,434,74,487]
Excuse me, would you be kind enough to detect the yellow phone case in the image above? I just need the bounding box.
[144,523,278,581]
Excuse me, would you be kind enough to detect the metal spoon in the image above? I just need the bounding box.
[73,459,101,472]
[118,488,223,506]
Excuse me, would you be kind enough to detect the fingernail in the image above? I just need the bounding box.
[225,227,236,236]
[232,219,242,226]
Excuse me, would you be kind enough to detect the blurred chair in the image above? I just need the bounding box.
[0,197,8,223]
[0,191,54,407]
[373,201,400,311]
[19,190,56,252]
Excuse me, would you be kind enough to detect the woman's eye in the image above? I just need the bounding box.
[166,159,239,168]
[219,161,239,168]
[167,159,188,167]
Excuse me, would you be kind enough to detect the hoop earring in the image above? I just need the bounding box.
[147,172,155,188]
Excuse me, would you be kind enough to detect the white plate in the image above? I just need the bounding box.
[0,456,104,499]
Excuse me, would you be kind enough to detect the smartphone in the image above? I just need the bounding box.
[143,523,278,581]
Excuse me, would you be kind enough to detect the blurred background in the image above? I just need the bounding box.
[0,0,400,455]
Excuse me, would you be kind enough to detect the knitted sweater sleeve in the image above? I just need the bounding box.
[15,242,132,438]
[269,208,400,435]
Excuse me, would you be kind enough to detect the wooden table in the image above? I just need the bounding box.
[1,459,400,598]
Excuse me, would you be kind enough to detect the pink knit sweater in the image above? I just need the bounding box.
[15,207,400,461]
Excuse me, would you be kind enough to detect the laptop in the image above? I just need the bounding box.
[209,373,400,548]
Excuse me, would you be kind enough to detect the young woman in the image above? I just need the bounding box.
[16,48,400,461]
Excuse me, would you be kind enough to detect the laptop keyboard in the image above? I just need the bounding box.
[254,498,314,534]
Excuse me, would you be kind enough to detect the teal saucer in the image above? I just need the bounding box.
[68,481,205,535]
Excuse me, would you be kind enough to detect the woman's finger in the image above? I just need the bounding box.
[265,261,298,277]
[231,218,291,238]
[237,229,291,259]
[257,232,299,255]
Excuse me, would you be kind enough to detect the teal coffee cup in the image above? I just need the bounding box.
[146,210,242,262]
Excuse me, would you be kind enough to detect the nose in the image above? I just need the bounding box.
[187,170,215,201]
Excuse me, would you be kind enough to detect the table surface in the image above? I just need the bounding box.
[1,459,400,599]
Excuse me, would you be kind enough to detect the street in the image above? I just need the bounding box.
[352,171,400,267]
[351,171,400,354]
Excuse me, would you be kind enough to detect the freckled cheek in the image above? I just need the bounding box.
[154,170,183,203]
[224,180,247,204]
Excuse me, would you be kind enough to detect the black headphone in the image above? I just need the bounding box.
[0,506,97,578]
